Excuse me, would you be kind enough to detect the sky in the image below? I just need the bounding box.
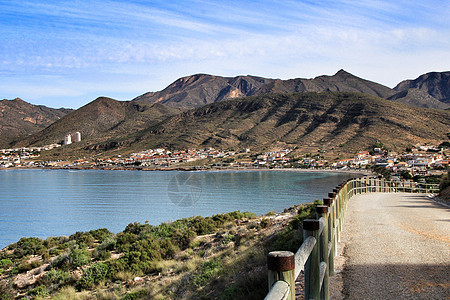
[0,0,449,109]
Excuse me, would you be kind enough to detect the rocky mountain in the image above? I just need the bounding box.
[133,70,395,110]
[0,98,72,147]
[133,74,274,110]
[18,97,180,151]
[387,88,449,110]
[132,92,450,155]
[394,71,450,104]
[255,69,394,99]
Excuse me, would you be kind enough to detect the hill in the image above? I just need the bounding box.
[134,70,450,111]
[133,74,274,110]
[394,71,450,104]
[0,98,72,148]
[18,97,180,153]
[133,92,450,156]
[132,70,395,110]
[387,88,449,110]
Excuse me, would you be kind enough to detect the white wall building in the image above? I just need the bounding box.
[65,132,81,145]
[64,134,72,145]
[71,132,81,143]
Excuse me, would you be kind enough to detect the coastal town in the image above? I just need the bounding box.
[1,142,448,178]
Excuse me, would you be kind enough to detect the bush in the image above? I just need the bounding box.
[0,259,12,269]
[95,249,112,261]
[42,268,70,285]
[12,237,46,258]
[50,253,70,270]
[122,289,149,300]
[0,282,14,300]
[27,285,48,297]
[89,228,113,242]
[68,248,91,268]
[79,262,109,289]
[98,236,117,251]
[440,171,450,191]
[69,232,94,246]
[269,201,320,252]
[193,258,223,286]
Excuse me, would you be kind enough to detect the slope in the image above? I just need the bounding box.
[133,74,274,110]
[133,70,395,110]
[0,98,72,148]
[134,92,450,155]
[18,97,180,151]
[394,71,450,104]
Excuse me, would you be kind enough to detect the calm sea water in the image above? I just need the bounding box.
[0,169,356,248]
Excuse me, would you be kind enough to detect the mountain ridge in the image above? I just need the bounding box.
[133,70,450,110]
[0,98,73,147]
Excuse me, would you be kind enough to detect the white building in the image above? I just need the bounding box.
[71,132,81,143]
[64,134,72,145]
[65,132,81,145]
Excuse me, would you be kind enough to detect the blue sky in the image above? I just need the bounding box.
[0,0,449,109]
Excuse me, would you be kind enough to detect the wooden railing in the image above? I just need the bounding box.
[264,177,439,300]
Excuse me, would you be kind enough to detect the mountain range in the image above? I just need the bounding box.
[133,70,450,110]
[0,98,72,147]
[3,70,450,158]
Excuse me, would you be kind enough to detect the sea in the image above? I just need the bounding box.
[0,169,358,249]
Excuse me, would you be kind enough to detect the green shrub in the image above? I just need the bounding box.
[269,201,320,252]
[116,232,138,252]
[69,232,94,246]
[43,268,70,285]
[173,229,196,250]
[440,171,450,191]
[0,259,12,269]
[106,259,127,278]
[193,258,223,286]
[121,289,149,300]
[222,234,235,245]
[98,236,117,251]
[89,228,113,242]
[50,253,70,270]
[124,222,150,235]
[190,216,217,235]
[68,248,91,268]
[44,236,66,249]
[79,262,109,289]
[95,249,112,261]
[11,262,34,275]
[0,281,14,300]
[12,237,46,258]
[27,285,48,297]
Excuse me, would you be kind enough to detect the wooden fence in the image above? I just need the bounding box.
[264,176,440,300]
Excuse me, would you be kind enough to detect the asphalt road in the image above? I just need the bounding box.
[337,193,450,300]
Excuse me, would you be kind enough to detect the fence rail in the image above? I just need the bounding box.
[264,177,439,300]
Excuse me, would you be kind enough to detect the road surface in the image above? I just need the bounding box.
[335,193,449,299]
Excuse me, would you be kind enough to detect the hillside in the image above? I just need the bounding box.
[132,70,395,110]
[387,88,449,110]
[134,70,450,111]
[394,71,450,104]
[133,92,450,156]
[18,97,180,152]
[133,74,274,110]
[0,98,72,148]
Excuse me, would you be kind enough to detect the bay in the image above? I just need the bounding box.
[0,169,357,249]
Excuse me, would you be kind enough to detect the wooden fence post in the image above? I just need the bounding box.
[267,251,295,300]
[303,219,320,300]
[323,198,335,276]
[316,206,329,300]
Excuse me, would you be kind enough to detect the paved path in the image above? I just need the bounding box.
[337,193,450,300]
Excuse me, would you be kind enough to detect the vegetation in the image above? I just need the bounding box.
[0,203,325,299]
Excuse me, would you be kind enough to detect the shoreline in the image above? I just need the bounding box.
[1,165,372,177]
